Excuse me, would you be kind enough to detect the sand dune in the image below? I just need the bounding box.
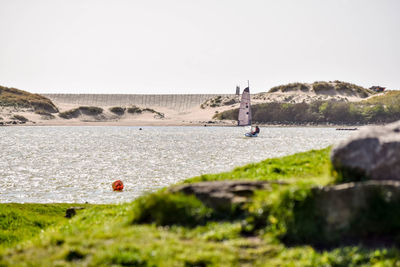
[0,90,372,126]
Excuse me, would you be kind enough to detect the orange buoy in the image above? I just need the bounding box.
[112,180,124,191]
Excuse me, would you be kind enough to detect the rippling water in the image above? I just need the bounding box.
[0,126,353,203]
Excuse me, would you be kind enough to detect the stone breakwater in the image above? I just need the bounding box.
[43,94,235,111]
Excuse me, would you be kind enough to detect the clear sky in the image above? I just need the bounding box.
[0,0,399,94]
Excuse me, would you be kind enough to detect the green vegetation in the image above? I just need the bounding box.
[269,81,375,98]
[209,95,222,107]
[218,82,395,125]
[132,191,213,227]
[109,106,125,115]
[78,106,103,115]
[35,110,55,119]
[363,90,400,105]
[58,108,80,119]
[0,204,94,248]
[185,147,331,185]
[0,85,58,113]
[127,105,142,114]
[269,82,309,93]
[34,110,51,116]
[201,95,237,109]
[215,98,400,124]
[143,108,165,118]
[59,106,103,119]
[127,106,164,118]
[2,148,400,266]
[11,114,28,122]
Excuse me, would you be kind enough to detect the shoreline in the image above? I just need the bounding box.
[1,119,379,128]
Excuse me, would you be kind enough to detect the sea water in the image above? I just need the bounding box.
[0,126,354,203]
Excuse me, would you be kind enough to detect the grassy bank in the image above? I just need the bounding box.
[185,147,331,185]
[0,204,104,249]
[1,149,399,266]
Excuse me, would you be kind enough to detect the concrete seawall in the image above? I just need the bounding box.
[43,94,235,111]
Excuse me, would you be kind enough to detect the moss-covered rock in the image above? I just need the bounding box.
[258,181,400,247]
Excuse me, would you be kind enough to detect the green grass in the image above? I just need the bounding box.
[185,147,332,185]
[132,191,213,227]
[363,90,400,105]
[0,85,58,113]
[1,148,400,266]
[1,201,399,266]
[0,204,95,249]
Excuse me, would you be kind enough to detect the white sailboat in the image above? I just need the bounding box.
[238,83,258,137]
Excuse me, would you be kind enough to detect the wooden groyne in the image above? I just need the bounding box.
[43,94,234,111]
[336,128,359,131]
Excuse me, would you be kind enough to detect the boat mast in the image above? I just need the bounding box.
[248,80,251,127]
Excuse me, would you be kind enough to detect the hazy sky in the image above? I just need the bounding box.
[0,0,399,94]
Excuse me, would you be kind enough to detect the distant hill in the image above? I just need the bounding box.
[267,81,375,98]
[0,85,58,113]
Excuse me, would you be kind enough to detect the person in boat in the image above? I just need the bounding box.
[251,126,260,135]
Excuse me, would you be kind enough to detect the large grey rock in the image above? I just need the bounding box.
[313,180,400,234]
[170,180,284,211]
[286,180,400,245]
[331,120,400,182]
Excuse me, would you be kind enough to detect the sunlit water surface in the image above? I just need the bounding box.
[0,126,354,203]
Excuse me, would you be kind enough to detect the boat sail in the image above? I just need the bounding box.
[238,87,251,126]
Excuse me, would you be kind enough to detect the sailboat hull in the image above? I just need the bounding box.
[245,132,258,137]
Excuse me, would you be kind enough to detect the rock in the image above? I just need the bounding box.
[295,180,400,246]
[170,180,284,212]
[313,180,400,234]
[331,120,400,182]
[65,207,85,218]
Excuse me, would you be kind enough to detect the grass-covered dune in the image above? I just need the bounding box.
[269,81,376,98]
[363,90,400,105]
[0,85,58,113]
[1,148,400,266]
[215,91,400,125]
[59,106,104,119]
